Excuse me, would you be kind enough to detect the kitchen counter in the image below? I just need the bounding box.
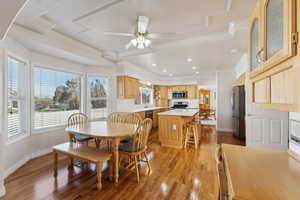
[158,109,199,117]
[219,144,300,200]
[133,106,170,113]
[158,109,198,148]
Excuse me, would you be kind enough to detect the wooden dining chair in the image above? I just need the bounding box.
[107,112,127,123]
[119,113,142,144]
[119,118,152,182]
[67,113,94,146]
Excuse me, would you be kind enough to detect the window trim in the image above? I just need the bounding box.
[31,65,85,133]
[86,74,109,121]
[4,50,30,144]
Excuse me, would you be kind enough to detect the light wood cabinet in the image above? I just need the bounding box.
[187,85,197,99]
[167,85,197,99]
[154,85,169,107]
[249,0,297,78]
[117,76,139,99]
[249,0,299,111]
[270,67,294,104]
[253,78,270,104]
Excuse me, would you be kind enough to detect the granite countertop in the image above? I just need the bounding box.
[133,107,170,113]
[158,109,199,117]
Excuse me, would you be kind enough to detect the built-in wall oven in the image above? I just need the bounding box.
[172,91,188,99]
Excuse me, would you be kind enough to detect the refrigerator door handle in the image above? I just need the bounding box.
[247,114,253,117]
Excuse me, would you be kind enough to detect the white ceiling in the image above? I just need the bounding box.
[14,0,257,77]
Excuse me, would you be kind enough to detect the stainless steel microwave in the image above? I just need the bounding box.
[172,91,187,99]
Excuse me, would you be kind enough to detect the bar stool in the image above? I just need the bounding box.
[184,121,200,149]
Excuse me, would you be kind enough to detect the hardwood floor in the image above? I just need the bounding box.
[1,126,243,200]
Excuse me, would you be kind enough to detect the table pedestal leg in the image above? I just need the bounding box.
[113,138,120,183]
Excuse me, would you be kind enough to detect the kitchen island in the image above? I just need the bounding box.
[158,109,199,148]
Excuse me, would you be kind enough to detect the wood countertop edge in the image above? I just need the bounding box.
[221,145,236,199]
[221,144,300,200]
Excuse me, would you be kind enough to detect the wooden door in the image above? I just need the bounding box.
[261,0,297,70]
[249,4,263,74]
[245,72,289,151]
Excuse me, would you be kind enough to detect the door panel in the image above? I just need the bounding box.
[251,118,264,142]
[270,119,283,144]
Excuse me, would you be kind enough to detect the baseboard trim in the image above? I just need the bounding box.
[4,148,52,179]
[217,128,233,133]
[0,182,6,197]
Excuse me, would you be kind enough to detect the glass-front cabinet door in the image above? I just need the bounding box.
[261,0,297,70]
[249,6,263,75]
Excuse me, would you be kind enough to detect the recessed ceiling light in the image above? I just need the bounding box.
[192,66,197,70]
[169,73,173,77]
[152,63,157,67]
[163,69,167,73]
[187,58,193,62]
[196,71,199,74]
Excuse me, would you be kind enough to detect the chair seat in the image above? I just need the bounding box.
[120,136,133,143]
[75,135,93,142]
[119,139,141,153]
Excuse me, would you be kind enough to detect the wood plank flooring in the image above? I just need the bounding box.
[1,126,244,200]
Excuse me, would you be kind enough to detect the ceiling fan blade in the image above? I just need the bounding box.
[148,33,183,40]
[103,31,134,37]
[137,16,149,34]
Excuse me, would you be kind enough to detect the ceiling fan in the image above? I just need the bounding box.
[103,16,179,49]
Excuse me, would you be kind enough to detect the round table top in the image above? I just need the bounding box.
[65,121,138,139]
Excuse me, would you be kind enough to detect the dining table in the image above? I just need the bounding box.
[65,121,138,183]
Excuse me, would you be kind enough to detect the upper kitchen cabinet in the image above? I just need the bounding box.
[117,76,139,99]
[249,0,297,78]
[249,3,262,75]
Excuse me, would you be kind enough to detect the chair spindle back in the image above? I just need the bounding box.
[68,113,88,126]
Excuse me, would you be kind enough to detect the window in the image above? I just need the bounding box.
[7,57,27,138]
[33,67,81,129]
[135,87,153,105]
[88,76,108,120]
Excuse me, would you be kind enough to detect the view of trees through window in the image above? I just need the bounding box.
[34,67,81,129]
[89,76,108,120]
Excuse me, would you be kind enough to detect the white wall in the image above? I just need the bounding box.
[216,70,236,132]
[0,37,117,195]
[235,53,247,78]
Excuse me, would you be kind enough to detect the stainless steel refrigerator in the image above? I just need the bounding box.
[232,86,245,139]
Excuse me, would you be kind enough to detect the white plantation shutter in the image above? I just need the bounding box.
[33,67,81,129]
[7,57,26,137]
